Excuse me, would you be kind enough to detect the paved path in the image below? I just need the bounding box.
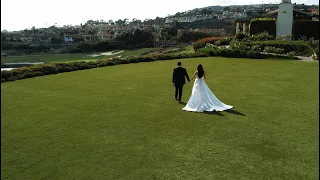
[295,56,318,62]
[260,52,318,62]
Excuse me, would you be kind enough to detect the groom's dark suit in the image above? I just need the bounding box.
[172,66,190,102]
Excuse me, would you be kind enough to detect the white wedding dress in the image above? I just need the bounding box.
[182,77,233,112]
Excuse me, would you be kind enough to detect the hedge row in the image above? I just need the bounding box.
[197,46,298,60]
[249,18,277,36]
[1,53,207,83]
[1,50,300,83]
[236,40,313,56]
[236,32,275,42]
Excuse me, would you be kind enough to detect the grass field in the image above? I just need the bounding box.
[1,57,318,179]
[0,48,162,64]
[1,46,194,65]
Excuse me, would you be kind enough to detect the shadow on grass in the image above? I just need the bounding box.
[179,102,245,117]
[179,102,187,105]
[203,111,224,116]
[225,109,246,116]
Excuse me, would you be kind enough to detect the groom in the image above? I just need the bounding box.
[172,62,190,103]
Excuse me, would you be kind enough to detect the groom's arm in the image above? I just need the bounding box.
[172,69,175,84]
[184,69,190,82]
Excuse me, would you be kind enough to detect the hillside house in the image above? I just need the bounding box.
[100,34,114,41]
[83,34,98,43]
[39,36,52,44]
[63,35,74,44]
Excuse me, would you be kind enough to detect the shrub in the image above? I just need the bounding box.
[192,53,207,58]
[92,41,112,52]
[10,67,33,78]
[249,18,276,36]
[155,54,175,60]
[96,59,111,67]
[68,47,83,53]
[111,57,129,64]
[30,64,59,75]
[228,49,248,58]
[17,71,44,79]
[293,20,319,40]
[235,32,248,41]
[138,55,157,62]
[33,71,45,76]
[229,42,252,51]
[214,38,233,45]
[239,40,312,56]
[214,40,222,46]
[252,32,275,41]
[1,65,56,81]
[1,70,13,80]
[314,48,319,60]
[198,45,263,59]
[263,46,285,54]
[286,51,297,58]
[197,44,296,59]
[313,40,319,47]
[193,37,231,51]
[197,44,226,56]
[88,61,98,68]
[77,42,94,53]
[221,38,233,45]
[311,53,317,60]
[246,51,264,59]
[70,61,94,70]
[197,47,213,55]
[242,36,253,42]
[251,45,262,52]
[6,76,17,82]
[125,56,139,63]
[55,63,78,73]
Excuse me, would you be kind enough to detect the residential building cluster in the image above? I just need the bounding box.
[1,3,318,45]
[1,24,158,44]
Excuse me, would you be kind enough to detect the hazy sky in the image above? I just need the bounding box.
[1,0,318,31]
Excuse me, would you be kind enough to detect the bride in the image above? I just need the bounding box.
[182,64,233,112]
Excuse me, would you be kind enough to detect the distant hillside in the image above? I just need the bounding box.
[187,19,233,29]
[196,6,224,11]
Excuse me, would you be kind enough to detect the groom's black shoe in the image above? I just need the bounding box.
[174,96,178,101]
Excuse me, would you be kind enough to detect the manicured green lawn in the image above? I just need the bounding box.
[0,48,161,64]
[117,47,162,57]
[175,45,195,54]
[1,57,318,179]
[1,53,93,64]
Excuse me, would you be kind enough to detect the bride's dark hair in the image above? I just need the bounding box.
[197,64,204,78]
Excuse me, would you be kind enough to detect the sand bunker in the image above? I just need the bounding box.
[87,50,124,57]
